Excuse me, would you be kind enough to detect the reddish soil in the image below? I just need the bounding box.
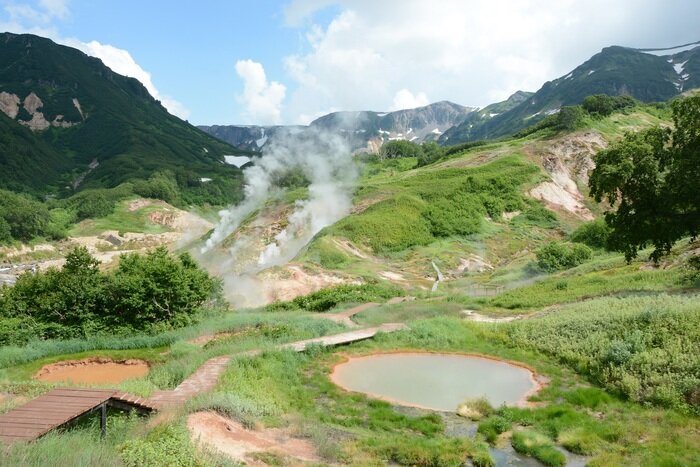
[188,411,320,465]
[35,358,149,385]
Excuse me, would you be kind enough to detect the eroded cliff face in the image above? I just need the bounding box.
[0,91,83,130]
[527,131,606,220]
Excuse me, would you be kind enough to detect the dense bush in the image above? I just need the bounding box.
[266,282,403,312]
[133,171,180,204]
[570,218,612,249]
[582,94,637,116]
[337,157,535,253]
[380,140,424,159]
[505,294,700,413]
[378,140,447,167]
[415,142,445,167]
[422,194,483,237]
[0,189,52,242]
[334,195,434,252]
[0,247,219,343]
[536,242,592,272]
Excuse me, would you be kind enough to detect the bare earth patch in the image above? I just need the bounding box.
[188,411,320,465]
[35,358,149,385]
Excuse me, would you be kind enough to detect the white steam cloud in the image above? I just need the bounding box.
[201,129,358,306]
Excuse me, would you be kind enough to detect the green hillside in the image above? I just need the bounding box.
[0,32,248,198]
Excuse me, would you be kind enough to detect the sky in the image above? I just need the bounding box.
[1,0,698,125]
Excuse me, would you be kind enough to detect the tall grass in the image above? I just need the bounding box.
[504,294,700,413]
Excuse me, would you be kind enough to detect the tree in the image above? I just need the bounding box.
[108,247,218,327]
[589,95,700,261]
[379,140,423,159]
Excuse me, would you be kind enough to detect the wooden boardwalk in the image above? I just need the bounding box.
[0,388,153,444]
[0,323,407,442]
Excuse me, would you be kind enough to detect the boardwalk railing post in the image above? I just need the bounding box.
[100,403,106,439]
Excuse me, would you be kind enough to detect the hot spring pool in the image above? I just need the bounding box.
[330,352,538,411]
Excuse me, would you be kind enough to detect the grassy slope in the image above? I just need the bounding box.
[1,104,699,465]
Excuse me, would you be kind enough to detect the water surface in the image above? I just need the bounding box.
[331,353,536,411]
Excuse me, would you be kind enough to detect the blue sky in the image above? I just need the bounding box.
[1,0,698,125]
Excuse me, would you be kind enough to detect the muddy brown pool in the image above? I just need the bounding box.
[330,353,538,411]
[35,358,149,385]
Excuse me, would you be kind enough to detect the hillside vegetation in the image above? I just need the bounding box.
[0,32,248,202]
[0,88,698,467]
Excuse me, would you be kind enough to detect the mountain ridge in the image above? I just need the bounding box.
[0,32,247,197]
[441,45,700,144]
[199,100,475,152]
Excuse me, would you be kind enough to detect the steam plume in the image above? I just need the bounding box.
[200,129,358,306]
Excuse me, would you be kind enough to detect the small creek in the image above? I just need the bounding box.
[330,353,537,411]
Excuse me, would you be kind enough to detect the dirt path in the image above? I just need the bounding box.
[321,302,380,326]
[146,323,407,409]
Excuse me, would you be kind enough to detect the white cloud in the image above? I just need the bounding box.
[66,39,190,119]
[280,0,699,123]
[235,59,286,125]
[390,89,429,111]
[39,0,69,19]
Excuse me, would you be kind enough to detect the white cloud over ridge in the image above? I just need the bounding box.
[0,0,190,120]
[278,0,700,124]
[390,89,429,111]
[67,39,191,119]
[235,59,286,125]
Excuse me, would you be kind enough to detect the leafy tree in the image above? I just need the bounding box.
[555,106,586,131]
[380,140,423,159]
[2,247,107,337]
[0,247,218,343]
[108,247,218,328]
[582,94,637,116]
[0,217,11,244]
[570,219,612,249]
[0,190,51,241]
[589,95,700,261]
[416,142,445,167]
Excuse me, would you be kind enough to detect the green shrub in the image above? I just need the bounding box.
[0,247,218,343]
[536,242,592,272]
[511,430,566,466]
[582,94,637,116]
[334,195,434,253]
[120,424,205,467]
[380,140,424,159]
[512,204,559,229]
[0,189,52,241]
[423,194,483,237]
[570,218,612,249]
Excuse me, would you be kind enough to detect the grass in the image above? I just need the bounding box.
[69,198,170,236]
[485,261,686,310]
[511,430,566,466]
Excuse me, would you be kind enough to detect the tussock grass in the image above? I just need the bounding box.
[511,430,566,466]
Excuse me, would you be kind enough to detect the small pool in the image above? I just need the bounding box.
[35,358,149,385]
[330,353,538,411]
